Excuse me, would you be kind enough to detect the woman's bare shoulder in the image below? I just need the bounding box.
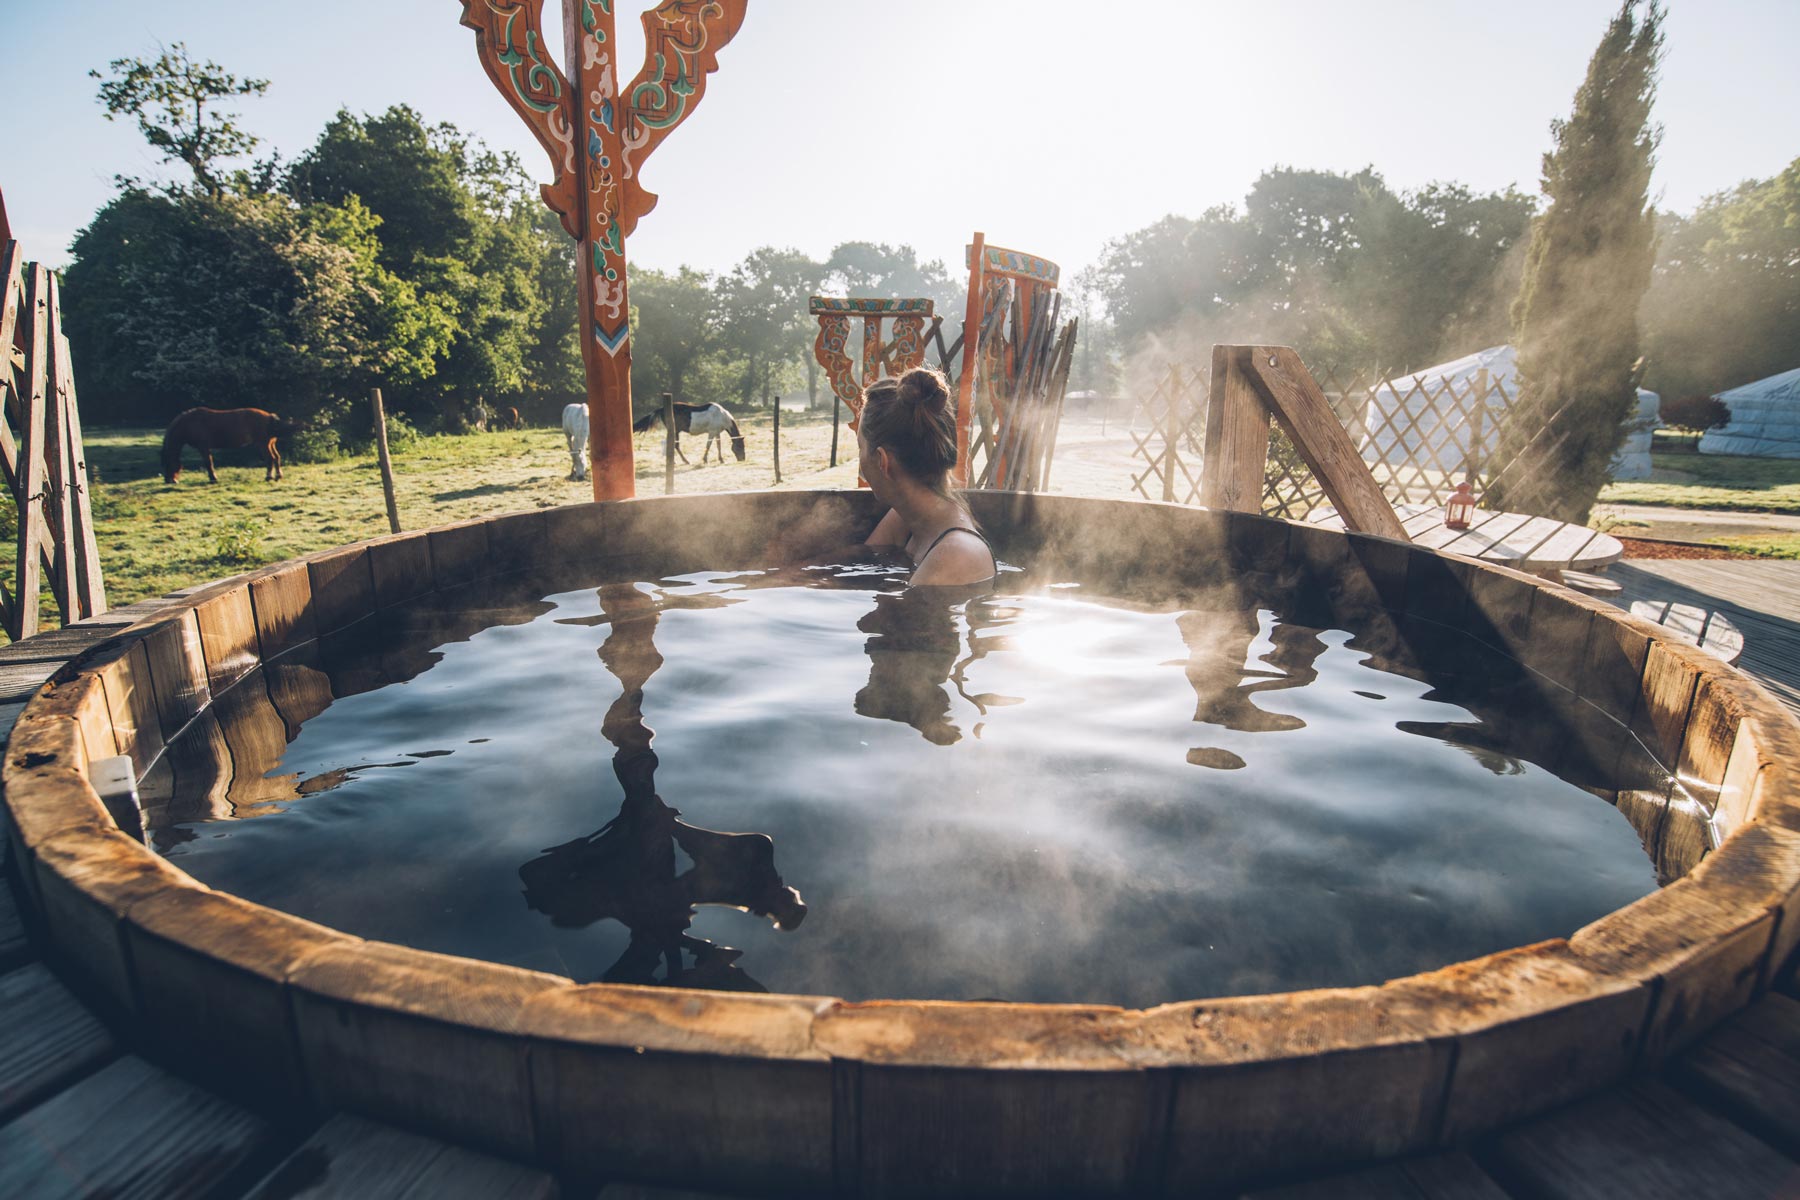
[910,530,995,587]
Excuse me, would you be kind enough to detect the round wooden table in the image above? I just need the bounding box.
[1306,503,1624,574]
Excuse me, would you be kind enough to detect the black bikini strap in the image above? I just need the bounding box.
[920,526,994,568]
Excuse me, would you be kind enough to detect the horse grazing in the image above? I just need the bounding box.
[161,407,293,484]
[500,406,523,430]
[561,402,589,480]
[632,402,746,464]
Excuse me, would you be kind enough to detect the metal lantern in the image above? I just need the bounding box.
[1445,481,1477,531]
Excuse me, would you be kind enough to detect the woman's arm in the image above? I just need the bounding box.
[864,507,909,549]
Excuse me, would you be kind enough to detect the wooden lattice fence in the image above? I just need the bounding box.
[1129,359,1533,520]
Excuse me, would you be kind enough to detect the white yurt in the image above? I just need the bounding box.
[1697,367,1800,458]
[1363,344,1658,481]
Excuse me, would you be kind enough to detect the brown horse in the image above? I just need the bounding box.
[500,406,523,430]
[161,407,294,484]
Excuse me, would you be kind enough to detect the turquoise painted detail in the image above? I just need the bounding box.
[595,322,631,354]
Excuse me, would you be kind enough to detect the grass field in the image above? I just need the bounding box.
[57,405,863,616]
[1599,451,1800,514]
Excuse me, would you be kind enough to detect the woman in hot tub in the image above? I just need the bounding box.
[858,367,997,587]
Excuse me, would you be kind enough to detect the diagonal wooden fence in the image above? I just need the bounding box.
[1,240,106,638]
[1129,356,1538,521]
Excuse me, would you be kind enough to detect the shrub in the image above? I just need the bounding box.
[1660,393,1731,432]
[214,517,269,564]
[286,426,344,463]
[381,411,425,452]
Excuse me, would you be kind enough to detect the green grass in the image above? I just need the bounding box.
[26,407,859,625]
[1598,452,1800,514]
[1719,534,1800,560]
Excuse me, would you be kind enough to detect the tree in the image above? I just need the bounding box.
[717,247,822,410]
[1643,158,1800,400]
[90,43,269,195]
[1488,2,1663,522]
[631,267,719,409]
[1086,170,1531,371]
[285,107,552,421]
[62,188,448,425]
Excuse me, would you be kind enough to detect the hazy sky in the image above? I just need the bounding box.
[7,1,1798,282]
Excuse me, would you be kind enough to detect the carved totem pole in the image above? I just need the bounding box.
[461,0,747,499]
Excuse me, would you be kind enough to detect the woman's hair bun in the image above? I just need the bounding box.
[897,367,950,415]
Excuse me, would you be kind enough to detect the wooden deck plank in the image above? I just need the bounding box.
[1609,561,1800,716]
[1481,1078,1800,1199]
[1671,994,1800,1157]
[244,1114,556,1200]
[1238,1151,1511,1198]
[0,623,121,665]
[0,1055,275,1200]
[0,660,57,705]
[0,876,27,972]
[0,962,115,1123]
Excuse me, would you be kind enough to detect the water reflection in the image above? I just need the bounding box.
[517,582,806,991]
[147,578,556,845]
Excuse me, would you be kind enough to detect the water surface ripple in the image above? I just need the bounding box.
[153,564,1660,1007]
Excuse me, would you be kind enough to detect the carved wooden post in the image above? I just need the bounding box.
[809,297,934,485]
[462,0,746,501]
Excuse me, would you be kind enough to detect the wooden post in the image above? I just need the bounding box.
[955,232,987,487]
[41,281,73,620]
[52,278,104,619]
[13,265,49,638]
[662,392,675,495]
[1200,348,1272,513]
[772,395,782,483]
[462,0,747,504]
[370,388,401,535]
[1469,367,1489,486]
[1240,346,1408,540]
[1162,365,1182,503]
[830,396,840,469]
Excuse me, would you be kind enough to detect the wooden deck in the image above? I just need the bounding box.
[0,602,560,1198]
[1609,559,1800,716]
[2,573,1798,1198]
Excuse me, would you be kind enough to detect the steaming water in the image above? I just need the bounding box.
[152,563,1661,1008]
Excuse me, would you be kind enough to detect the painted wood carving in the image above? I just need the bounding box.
[807,297,935,426]
[461,0,748,500]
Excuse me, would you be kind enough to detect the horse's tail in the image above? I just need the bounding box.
[160,416,186,482]
[631,409,660,434]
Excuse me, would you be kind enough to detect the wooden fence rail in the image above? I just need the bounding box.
[1,241,106,638]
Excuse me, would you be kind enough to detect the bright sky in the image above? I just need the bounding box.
[7,1,1798,283]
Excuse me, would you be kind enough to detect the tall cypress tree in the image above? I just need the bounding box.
[1488,2,1662,522]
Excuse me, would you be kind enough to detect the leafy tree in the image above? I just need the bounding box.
[717,247,823,410]
[90,43,269,195]
[1659,394,1730,432]
[823,242,961,315]
[1643,158,1800,400]
[1488,2,1663,522]
[62,189,446,425]
[285,107,551,420]
[631,267,719,410]
[1087,170,1530,371]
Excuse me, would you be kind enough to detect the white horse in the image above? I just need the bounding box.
[632,401,746,464]
[561,402,589,480]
